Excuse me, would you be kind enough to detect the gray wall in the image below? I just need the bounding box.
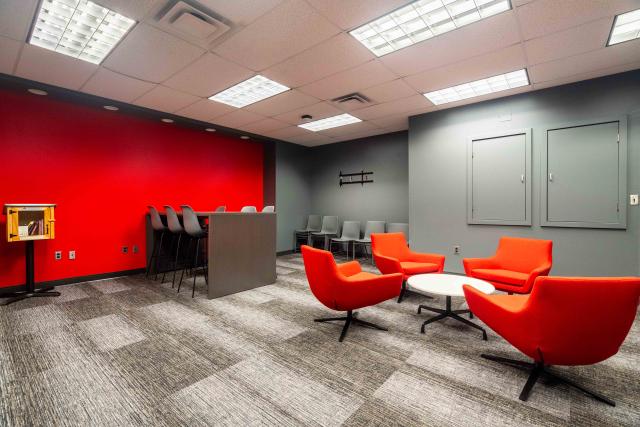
[409,70,640,276]
[309,132,409,233]
[275,141,311,252]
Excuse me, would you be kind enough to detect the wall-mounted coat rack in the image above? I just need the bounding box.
[339,170,374,186]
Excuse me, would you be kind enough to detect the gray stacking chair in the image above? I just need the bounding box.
[162,205,185,287]
[178,205,208,298]
[330,221,361,258]
[309,216,339,250]
[353,221,385,261]
[241,206,257,213]
[262,205,275,213]
[146,206,167,279]
[387,223,409,244]
[215,206,226,212]
[294,214,322,252]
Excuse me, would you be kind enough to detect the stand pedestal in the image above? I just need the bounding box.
[1,241,60,306]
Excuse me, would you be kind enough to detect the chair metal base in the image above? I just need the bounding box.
[418,296,487,340]
[0,287,61,306]
[481,354,616,406]
[314,310,387,342]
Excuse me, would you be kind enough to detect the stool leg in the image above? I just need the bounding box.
[145,231,157,278]
[192,238,200,298]
[154,232,164,281]
[171,233,182,288]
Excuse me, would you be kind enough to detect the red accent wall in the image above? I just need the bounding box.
[0,88,264,288]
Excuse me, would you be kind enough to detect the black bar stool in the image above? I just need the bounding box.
[177,205,208,297]
[146,205,167,280]
[162,205,188,287]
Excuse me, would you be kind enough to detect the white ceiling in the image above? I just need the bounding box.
[0,0,639,146]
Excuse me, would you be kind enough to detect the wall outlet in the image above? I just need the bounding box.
[631,194,639,206]
[453,245,461,255]
[68,250,76,260]
[54,251,62,260]
[132,245,138,254]
[122,246,128,254]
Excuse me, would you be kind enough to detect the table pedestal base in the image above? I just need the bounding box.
[418,296,487,340]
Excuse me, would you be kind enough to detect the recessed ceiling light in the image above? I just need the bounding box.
[424,69,529,106]
[27,88,48,96]
[205,128,216,132]
[209,75,290,108]
[298,114,362,132]
[350,0,512,57]
[607,8,640,46]
[240,135,250,140]
[103,105,118,111]
[161,118,174,123]
[29,0,136,64]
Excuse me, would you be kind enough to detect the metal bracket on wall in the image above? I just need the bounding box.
[339,170,374,187]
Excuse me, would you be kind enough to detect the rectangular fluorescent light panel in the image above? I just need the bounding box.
[350,0,511,56]
[608,8,640,46]
[424,69,529,105]
[209,75,290,108]
[29,0,136,64]
[298,114,362,132]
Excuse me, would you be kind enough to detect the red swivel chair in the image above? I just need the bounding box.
[463,237,552,294]
[301,245,403,342]
[371,232,445,303]
[464,276,640,406]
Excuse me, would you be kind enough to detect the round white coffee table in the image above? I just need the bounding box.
[407,274,495,340]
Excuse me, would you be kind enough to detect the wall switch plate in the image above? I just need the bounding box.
[631,194,639,206]
[69,250,75,260]
[55,251,62,260]
[132,245,138,254]
[453,245,461,255]
[122,246,128,254]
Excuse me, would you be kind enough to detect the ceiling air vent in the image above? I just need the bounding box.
[331,93,371,108]
[156,1,230,49]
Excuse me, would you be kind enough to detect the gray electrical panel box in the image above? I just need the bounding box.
[541,117,627,229]
[467,128,532,226]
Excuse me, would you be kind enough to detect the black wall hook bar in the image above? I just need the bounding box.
[339,170,374,186]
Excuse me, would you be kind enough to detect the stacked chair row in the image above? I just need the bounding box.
[301,234,640,407]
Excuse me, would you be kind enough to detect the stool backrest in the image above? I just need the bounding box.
[340,221,361,240]
[180,205,203,236]
[241,206,257,213]
[320,216,339,234]
[262,205,275,213]
[147,206,165,231]
[307,214,322,231]
[215,206,226,212]
[163,205,183,233]
[364,221,385,238]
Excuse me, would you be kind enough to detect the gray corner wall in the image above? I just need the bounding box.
[409,70,640,276]
[309,132,409,233]
[275,141,312,252]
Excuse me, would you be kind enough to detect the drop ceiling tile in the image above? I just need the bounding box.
[273,102,343,125]
[370,114,409,130]
[532,61,640,91]
[133,85,200,113]
[353,94,433,121]
[306,0,411,30]
[299,60,397,100]
[511,0,536,6]
[516,0,639,40]
[245,90,319,116]
[175,99,235,122]
[0,0,37,41]
[81,68,155,103]
[529,41,640,83]
[380,11,521,77]
[197,0,283,26]
[293,132,335,146]
[97,0,157,20]
[240,118,290,134]
[318,120,379,137]
[262,125,310,140]
[330,130,388,143]
[262,33,374,87]
[524,18,613,65]
[361,79,418,104]
[404,44,527,93]
[163,53,254,97]
[213,0,340,71]
[0,36,21,74]
[212,109,266,128]
[103,24,205,83]
[15,45,98,90]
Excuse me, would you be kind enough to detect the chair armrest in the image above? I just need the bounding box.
[373,253,402,275]
[523,264,552,293]
[340,273,404,306]
[407,252,445,272]
[462,257,498,274]
[337,260,362,277]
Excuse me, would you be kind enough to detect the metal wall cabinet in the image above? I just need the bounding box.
[541,117,627,229]
[467,128,532,226]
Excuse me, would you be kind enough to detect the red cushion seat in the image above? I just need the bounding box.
[399,261,440,275]
[471,269,529,286]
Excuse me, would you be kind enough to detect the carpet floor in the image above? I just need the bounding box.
[0,253,638,426]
